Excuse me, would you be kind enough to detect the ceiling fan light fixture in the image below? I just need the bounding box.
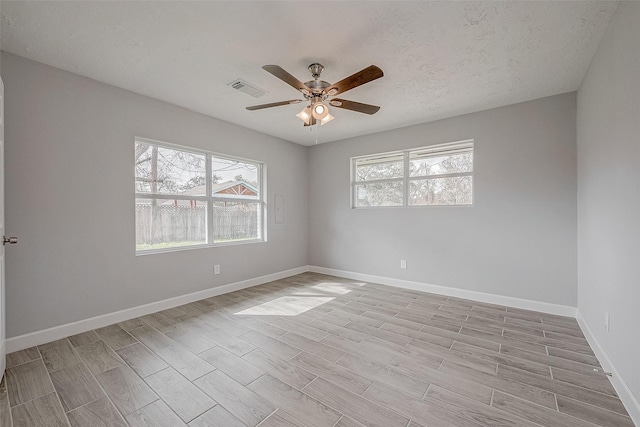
[320,113,334,126]
[311,101,329,120]
[296,106,312,124]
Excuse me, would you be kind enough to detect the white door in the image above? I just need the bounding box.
[0,77,6,378]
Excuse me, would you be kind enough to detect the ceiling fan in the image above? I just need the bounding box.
[246,63,383,126]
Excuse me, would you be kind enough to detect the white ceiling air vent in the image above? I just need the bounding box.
[228,78,267,98]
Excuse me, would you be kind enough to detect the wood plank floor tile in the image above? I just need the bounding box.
[158,306,190,319]
[188,405,246,427]
[126,400,186,427]
[547,346,601,367]
[49,362,104,412]
[38,339,81,372]
[10,392,68,427]
[389,354,493,404]
[328,309,383,328]
[551,366,618,396]
[407,338,498,375]
[496,364,627,415]
[231,316,290,338]
[440,360,557,409]
[95,324,138,350]
[544,330,591,346]
[344,321,412,346]
[145,368,215,423]
[451,341,550,377]
[118,318,146,331]
[502,330,594,355]
[491,390,598,427]
[290,351,372,395]
[305,377,410,427]
[335,415,368,427]
[363,381,482,427]
[279,331,346,363]
[248,374,341,427]
[258,411,301,427]
[6,347,41,369]
[336,352,429,398]
[67,396,128,427]
[556,394,635,427]
[362,337,444,370]
[164,326,216,354]
[460,327,548,354]
[6,359,55,407]
[500,344,599,376]
[0,376,11,427]
[189,317,256,356]
[75,340,124,375]
[240,330,301,360]
[307,319,368,343]
[424,385,541,427]
[68,331,101,348]
[263,317,329,341]
[140,313,178,333]
[3,273,629,427]
[195,370,275,426]
[379,323,455,349]
[425,316,466,333]
[116,342,169,378]
[95,365,158,415]
[128,325,215,381]
[200,346,264,386]
[243,348,316,389]
[320,335,395,366]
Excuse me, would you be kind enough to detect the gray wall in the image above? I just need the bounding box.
[577,1,640,403]
[2,52,309,338]
[309,93,577,306]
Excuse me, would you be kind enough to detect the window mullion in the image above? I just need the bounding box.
[408,171,473,181]
[205,153,214,245]
[403,151,410,207]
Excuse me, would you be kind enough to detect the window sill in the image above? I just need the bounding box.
[135,238,266,256]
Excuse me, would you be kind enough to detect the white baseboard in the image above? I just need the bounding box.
[6,266,309,353]
[576,310,640,425]
[309,266,577,317]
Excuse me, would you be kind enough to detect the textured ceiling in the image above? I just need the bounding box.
[0,1,616,146]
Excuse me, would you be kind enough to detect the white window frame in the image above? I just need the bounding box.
[351,139,474,208]
[135,137,266,254]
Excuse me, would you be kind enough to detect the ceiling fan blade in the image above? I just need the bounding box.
[262,65,311,95]
[326,65,383,96]
[246,99,303,111]
[329,98,380,115]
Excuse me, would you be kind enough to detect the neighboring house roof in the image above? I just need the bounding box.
[137,181,258,206]
[212,181,258,195]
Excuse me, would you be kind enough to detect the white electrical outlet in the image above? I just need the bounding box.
[604,311,610,332]
[214,264,221,275]
[400,260,407,269]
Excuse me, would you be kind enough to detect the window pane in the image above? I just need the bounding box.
[135,143,206,195]
[355,153,404,182]
[135,198,207,250]
[354,181,403,207]
[213,201,260,242]
[409,151,473,177]
[212,157,259,199]
[409,176,473,206]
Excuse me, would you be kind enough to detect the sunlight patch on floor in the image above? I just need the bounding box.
[234,296,334,316]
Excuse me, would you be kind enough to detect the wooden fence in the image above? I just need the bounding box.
[136,204,258,244]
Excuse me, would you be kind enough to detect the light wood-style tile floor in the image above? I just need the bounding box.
[0,272,635,426]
